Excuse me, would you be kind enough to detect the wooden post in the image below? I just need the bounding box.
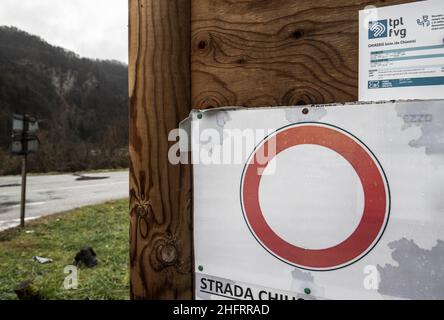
[191,0,414,108]
[129,0,416,300]
[128,0,193,299]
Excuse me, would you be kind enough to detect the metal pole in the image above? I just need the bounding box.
[20,153,27,228]
[20,115,29,229]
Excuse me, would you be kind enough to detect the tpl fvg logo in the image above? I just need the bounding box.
[369,18,406,39]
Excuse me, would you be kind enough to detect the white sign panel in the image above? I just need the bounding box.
[192,101,444,300]
[359,0,444,101]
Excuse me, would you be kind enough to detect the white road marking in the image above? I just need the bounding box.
[0,216,42,232]
[0,181,128,196]
[7,201,46,209]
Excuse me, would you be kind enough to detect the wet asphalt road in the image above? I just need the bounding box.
[0,171,128,231]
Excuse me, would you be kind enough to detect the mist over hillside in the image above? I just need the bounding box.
[0,26,128,175]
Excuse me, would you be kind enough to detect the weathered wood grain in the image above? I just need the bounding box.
[129,0,417,300]
[191,0,416,108]
[129,0,192,299]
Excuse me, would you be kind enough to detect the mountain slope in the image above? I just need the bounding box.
[0,26,128,174]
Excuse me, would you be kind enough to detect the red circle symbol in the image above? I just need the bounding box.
[241,123,390,271]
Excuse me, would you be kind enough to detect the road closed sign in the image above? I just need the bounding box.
[191,100,444,300]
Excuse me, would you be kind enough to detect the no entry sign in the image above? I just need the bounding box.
[191,101,444,300]
[241,123,390,271]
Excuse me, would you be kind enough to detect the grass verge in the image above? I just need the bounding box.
[0,199,129,300]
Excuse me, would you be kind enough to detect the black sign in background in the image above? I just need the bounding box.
[11,114,40,155]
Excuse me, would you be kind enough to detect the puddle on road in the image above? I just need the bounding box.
[73,174,110,181]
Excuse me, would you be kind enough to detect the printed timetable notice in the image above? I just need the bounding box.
[359,0,444,101]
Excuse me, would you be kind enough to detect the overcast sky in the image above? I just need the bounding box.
[0,0,128,63]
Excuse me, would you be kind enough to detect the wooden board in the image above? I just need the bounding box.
[129,0,417,299]
[129,0,192,299]
[191,0,416,108]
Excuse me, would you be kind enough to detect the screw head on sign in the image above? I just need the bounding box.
[198,265,204,272]
[304,288,311,295]
[197,112,203,120]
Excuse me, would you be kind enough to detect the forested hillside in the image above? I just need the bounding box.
[0,26,128,175]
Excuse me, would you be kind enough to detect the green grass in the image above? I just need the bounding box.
[0,199,129,300]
